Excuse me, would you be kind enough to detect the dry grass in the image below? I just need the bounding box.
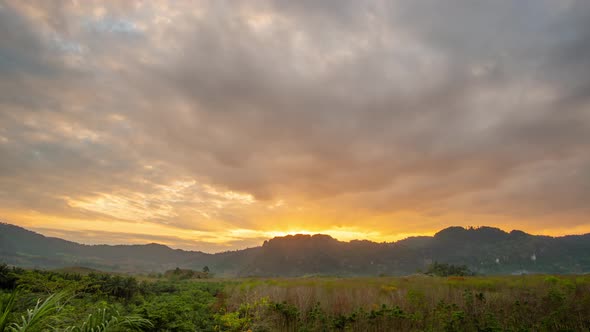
[218,275,590,331]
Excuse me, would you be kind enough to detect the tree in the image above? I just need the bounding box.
[0,264,17,290]
[425,261,474,277]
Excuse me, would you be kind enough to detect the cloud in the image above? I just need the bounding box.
[0,0,589,250]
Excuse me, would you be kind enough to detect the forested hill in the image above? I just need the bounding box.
[1,222,589,276]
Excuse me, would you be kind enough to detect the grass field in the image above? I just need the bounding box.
[219,275,590,331]
[1,265,590,331]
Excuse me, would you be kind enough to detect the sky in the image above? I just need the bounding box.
[0,0,589,252]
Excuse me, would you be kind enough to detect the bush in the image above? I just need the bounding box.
[425,262,475,277]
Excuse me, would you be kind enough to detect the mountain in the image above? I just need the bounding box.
[0,222,202,272]
[1,222,590,276]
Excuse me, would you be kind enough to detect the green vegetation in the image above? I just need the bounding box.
[164,267,212,280]
[1,263,590,331]
[424,262,475,277]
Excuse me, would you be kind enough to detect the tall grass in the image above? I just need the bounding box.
[219,275,590,331]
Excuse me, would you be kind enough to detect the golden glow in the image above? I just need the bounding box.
[4,169,590,252]
[1,206,436,251]
[5,193,590,253]
[3,174,590,252]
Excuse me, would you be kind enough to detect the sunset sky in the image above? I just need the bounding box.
[1,0,589,252]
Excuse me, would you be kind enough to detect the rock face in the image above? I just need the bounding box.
[1,222,590,276]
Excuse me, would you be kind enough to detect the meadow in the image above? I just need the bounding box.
[1,264,590,331]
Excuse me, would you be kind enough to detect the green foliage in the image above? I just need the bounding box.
[164,267,211,280]
[0,268,158,331]
[8,291,69,332]
[85,274,139,300]
[425,261,475,277]
[0,265,17,291]
[0,291,16,332]
[63,308,152,332]
[136,281,223,331]
[1,263,590,331]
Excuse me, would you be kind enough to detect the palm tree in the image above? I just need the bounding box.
[0,291,17,332]
[64,308,152,332]
[8,291,69,332]
[1,291,152,332]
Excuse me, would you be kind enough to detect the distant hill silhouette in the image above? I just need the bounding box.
[1,222,589,276]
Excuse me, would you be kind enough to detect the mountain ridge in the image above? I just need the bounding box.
[1,222,589,276]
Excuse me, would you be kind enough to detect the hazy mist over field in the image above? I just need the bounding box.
[1,0,589,251]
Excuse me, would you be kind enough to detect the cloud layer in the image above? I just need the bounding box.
[1,0,589,251]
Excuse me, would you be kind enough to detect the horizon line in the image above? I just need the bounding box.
[2,221,589,254]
